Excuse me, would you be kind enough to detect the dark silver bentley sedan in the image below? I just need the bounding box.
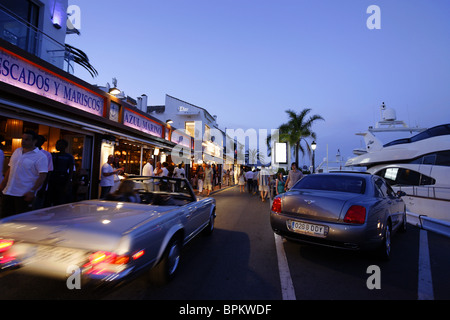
[270,172,406,259]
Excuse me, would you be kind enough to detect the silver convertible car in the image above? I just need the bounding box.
[0,176,216,286]
[270,172,406,259]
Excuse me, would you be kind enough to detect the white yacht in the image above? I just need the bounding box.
[346,104,450,222]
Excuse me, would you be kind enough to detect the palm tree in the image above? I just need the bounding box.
[65,44,98,78]
[277,108,324,165]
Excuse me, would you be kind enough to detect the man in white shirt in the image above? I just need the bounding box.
[142,157,154,191]
[142,157,154,177]
[0,130,48,217]
[100,155,123,198]
[173,163,185,178]
[33,134,53,209]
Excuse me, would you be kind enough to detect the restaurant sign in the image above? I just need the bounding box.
[123,108,163,138]
[0,46,104,117]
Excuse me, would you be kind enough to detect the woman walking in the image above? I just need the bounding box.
[275,172,286,195]
[238,170,245,193]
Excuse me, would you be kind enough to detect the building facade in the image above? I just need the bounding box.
[0,0,177,200]
[148,94,226,165]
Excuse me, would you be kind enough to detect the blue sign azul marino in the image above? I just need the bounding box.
[123,108,163,138]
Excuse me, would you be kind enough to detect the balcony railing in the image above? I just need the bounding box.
[0,5,74,73]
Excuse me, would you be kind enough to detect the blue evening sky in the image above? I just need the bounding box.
[67,0,450,168]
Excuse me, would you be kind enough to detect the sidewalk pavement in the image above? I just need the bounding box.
[193,183,236,196]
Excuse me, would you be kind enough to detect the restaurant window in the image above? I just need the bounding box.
[114,140,142,175]
[0,117,92,197]
[185,121,195,138]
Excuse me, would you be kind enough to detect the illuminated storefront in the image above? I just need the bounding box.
[0,39,175,199]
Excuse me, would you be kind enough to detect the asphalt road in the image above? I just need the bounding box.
[1,185,449,302]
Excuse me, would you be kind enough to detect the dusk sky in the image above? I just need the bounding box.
[67,0,450,169]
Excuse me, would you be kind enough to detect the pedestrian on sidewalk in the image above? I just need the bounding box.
[33,135,53,209]
[0,130,48,217]
[47,139,74,206]
[276,172,286,195]
[245,169,253,194]
[204,163,213,196]
[197,164,204,195]
[257,166,270,202]
[252,169,259,195]
[100,155,123,198]
[238,170,245,193]
[285,162,303,191]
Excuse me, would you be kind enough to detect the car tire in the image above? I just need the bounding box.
[378,221,392,260]
[149,236,182,285]
[202,212,215,236]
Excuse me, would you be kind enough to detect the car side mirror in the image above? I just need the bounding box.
[396,191,406,197]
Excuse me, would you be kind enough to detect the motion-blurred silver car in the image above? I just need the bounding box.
[270,172,406,259]
[0,176,216,285]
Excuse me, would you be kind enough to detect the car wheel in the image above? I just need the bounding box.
[149,236,182,285]
[378,222,392,260]
[202,213,215,236]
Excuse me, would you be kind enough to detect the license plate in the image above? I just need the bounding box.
[26,245,87,267]
[288,220,326,237]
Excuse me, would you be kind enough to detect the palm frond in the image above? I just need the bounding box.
[65,43,98,78]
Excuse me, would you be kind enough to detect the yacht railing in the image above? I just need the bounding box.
[397,185,450,202]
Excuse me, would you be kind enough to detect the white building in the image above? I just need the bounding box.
[148,94,226,165]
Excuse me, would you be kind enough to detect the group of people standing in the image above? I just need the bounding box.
[192,163,230,197]
[237,162,304,202]
[99,156,185,200]
[0,130,75,218]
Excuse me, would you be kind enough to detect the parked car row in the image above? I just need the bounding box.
[0,172,406,289]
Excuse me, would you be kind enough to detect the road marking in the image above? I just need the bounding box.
[274,233,296,300]
[418,229,434,300]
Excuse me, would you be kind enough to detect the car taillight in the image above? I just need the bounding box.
[86,251,129,266]
[0,239,14,253]
[343,205,366,224]
[271,197,282,213]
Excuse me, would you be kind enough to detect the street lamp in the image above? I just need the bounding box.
[108,77,121,95]
[311,141,317,173]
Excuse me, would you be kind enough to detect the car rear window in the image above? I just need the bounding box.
[291,175,366,194]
